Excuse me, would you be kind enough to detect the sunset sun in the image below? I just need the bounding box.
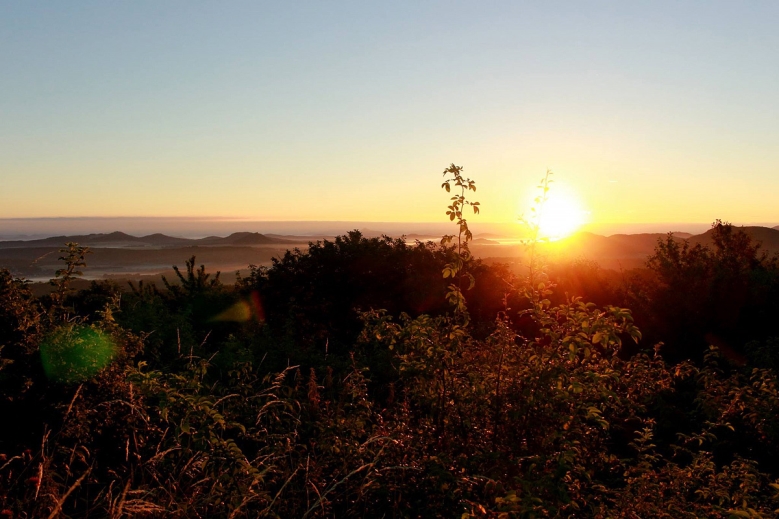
[537,191,587,241]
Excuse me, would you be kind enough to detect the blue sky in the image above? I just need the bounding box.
[2,1,778,228]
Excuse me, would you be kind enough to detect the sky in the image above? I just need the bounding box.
[1,1,778,232]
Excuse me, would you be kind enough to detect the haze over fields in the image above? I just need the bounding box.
[4,224,779,283]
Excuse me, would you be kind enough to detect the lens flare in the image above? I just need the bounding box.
[211,291,265,322]
[40,326,116,383]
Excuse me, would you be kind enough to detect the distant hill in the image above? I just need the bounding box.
[542,232,681,267]
[474,228,779,270]
[264,233,335,243]
[4,226,779,280]
[688,226,779,253]
[469,232,690,270]
[0,231,294,249]
[195,232,293,246]
[540,227,779,268]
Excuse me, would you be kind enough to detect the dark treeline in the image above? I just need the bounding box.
[2,213,779,516]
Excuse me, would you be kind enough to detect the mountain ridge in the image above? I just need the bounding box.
[0,231,294,249]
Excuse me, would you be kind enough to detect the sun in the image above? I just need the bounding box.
[536,191,586,241]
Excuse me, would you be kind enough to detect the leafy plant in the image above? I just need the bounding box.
[441,163,480,324]
[49,242,91,319]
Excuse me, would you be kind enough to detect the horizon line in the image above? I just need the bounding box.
[2,216,777,226]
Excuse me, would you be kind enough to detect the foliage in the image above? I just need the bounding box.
[622,220,779,362]
[48,243,91,320]
[440,163,480,324]
[2,168,779,517]
[39,325,116,383]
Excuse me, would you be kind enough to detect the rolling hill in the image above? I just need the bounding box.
[0,231,293,249]
[3,226,779,281]
[688,226,779,253]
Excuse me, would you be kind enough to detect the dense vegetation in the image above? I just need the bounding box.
[2,167,779,517]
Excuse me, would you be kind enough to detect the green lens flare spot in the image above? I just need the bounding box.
[40,326,116,383]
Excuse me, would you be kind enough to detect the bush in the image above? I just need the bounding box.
[3,170,779,517]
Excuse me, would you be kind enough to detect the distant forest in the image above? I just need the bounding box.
[2,167,779,517]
